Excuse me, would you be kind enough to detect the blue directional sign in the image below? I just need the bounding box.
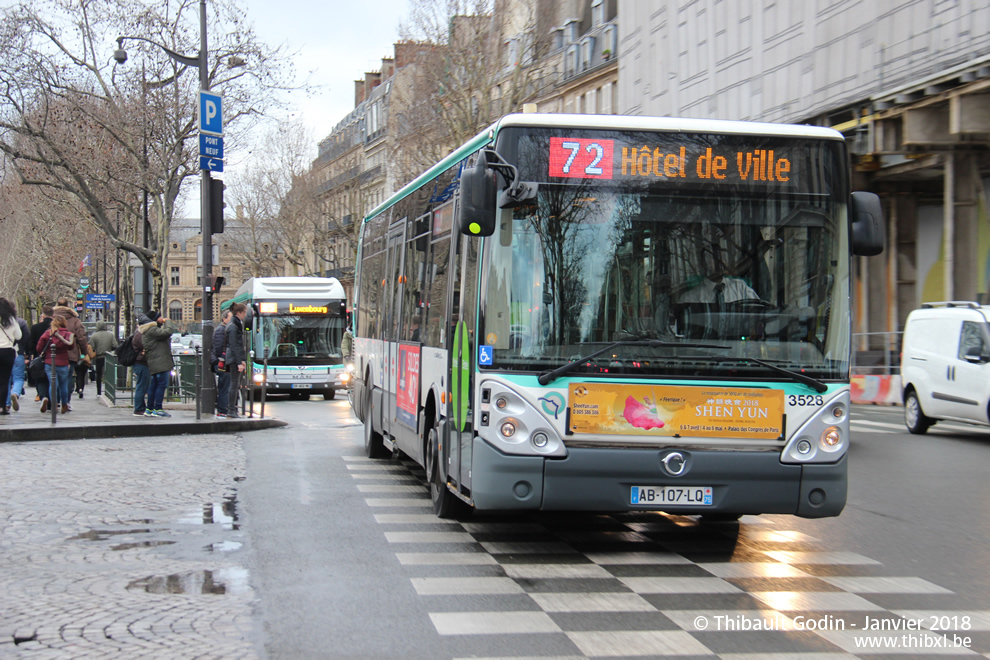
[86,293,115,302]
[199,134,224,159]
[199,90,223,135]
[200,156,224,173]
[84,302,104,309]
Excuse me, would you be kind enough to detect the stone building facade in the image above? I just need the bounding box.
[619,0,990,356]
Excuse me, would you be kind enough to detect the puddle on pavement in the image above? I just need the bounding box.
[68,528,157,542]
[111,540,176,551]
[126,567,250,595]
[178,494,240,530]
[206,541,243,553]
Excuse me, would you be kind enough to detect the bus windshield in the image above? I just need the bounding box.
[255,314,346,365]
[482,186,850,381]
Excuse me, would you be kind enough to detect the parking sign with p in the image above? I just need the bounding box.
[199,90,223,135]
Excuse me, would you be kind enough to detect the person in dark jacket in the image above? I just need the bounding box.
[29,305,53,401]
[132,313,152,416]
[224,303,247,418]
[88,321,117,396]
[140,311,177,418]
[212,309,231,418]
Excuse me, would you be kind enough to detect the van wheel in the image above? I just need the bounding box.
[426,422,471,519]
[904,390,932,434]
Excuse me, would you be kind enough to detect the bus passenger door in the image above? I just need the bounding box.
[383,222,407,435]
[447,233,479,498]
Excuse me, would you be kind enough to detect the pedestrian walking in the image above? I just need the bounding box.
[212,309,231,418]
[140,311,176,418]
[29,305,53,401]
[225,302,248,418]
[87,321,117,397]
[0,298,23,415]
[132,314,152,416]
[53,298,89,403]
[6,312,30,412]
[36,315,74,414]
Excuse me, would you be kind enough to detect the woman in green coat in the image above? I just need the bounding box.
[140,311,177,417]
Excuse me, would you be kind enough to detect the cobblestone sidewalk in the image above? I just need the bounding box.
[0,434,258,658]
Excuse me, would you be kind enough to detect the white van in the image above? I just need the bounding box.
[901,301,990,433]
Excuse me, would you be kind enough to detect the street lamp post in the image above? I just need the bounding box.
[116,0,217,414]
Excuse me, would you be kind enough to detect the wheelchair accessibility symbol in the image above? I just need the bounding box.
[478,345,493,366]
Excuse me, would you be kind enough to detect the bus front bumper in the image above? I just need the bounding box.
[470,439,846,519]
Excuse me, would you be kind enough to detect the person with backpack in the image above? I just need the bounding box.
[141,311,176,417]
[130,314,152,416]
[224,303,247,418]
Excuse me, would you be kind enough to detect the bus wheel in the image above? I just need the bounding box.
[904,390,932,434]
[364,393,388,459]
[323,389,336,401]
[426,423,471,519]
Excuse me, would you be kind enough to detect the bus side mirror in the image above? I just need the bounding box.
[851,191,885,256]
[243,305,255,331]
[457,157,497,237]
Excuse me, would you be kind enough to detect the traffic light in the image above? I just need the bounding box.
[210,178,225,234]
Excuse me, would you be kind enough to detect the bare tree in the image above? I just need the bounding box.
[225,121,323,276]
[391,0,559,179]
[0,0,293,313]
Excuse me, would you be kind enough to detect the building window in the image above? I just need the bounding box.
[170,266,180,286]
[169,300,183,321]
[566,45,579,77]
[604,24,617,55]
[194,299,203,322]
[197,266,202,286]
[581,37,596,70]
[221,266,231,282]
[592,0,604,26]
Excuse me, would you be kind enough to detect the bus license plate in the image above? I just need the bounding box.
[631,486,713,506]
[290,384,313,389]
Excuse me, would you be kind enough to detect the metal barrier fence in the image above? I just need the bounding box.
[103,353,201,407]
[852,331,903,376]
[103,351,266,418]
[851,331,903,405]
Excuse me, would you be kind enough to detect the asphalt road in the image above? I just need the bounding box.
[239,398,990,658]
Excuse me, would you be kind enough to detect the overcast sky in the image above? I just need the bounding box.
[241,0,409,149]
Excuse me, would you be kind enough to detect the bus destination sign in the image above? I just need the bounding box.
[256,300,337,315]
[549,137,794,186]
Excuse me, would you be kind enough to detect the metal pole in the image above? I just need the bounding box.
[49,341,57,424]
[198,0,217,416]
[195,346,201,420]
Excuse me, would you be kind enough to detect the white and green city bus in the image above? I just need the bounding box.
[351,114,884,518]
[224,277,350,400]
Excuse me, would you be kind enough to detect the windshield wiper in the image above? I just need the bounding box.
[537,340,729,385]
[706,356,828,393]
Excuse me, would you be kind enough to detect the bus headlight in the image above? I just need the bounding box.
[340,372,351,384]
[253,373,265,384]
[781,390,849,463]
[500,421,516,437]
[820,426,842,452]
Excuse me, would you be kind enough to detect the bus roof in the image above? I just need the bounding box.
[224,277,346,307]
[361,113,845,223]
